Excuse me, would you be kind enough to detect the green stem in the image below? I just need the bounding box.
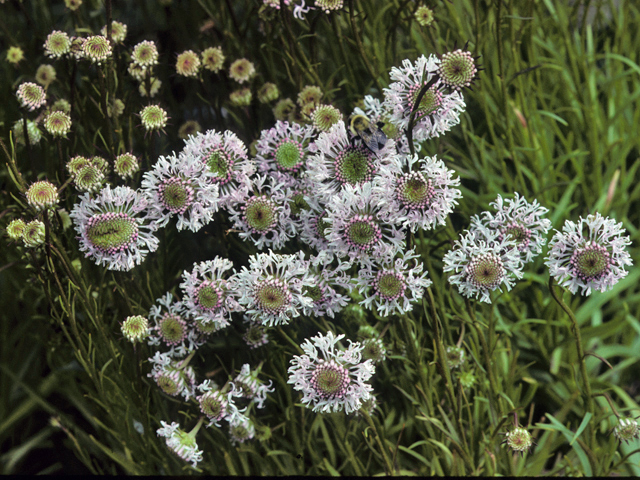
[361,410,394,475]
[347,0,383,94]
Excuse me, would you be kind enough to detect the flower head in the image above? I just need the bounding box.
[35,65,56,88]
[446,346,465,369]
[65,0,82,11]
[148,293,204,357]
[273,98,296,121]
[142,152,219,232]
[44,31,71,58]
[22,220,46,248]
[138,77,162,98]
[6,219,27,240]
[258,82,279,103]
[228,58,256,84]
[176,50,201,77]
[201,46,225,72]
[613,417,640,444]
[17,82,46,111]
[230,87,252,106]
[44,111,72,137]
[131,40,159,68]
[415,6,435,26]
[545,213,632,295]
[101,21,127,44]
[197,381,245,427]
[300,252,351,318]
[114,153,140,179]
[233,364,274,409]
[438,49,478,91]
[288,331,375,414]
[26,180,59,211]
[121,315,149,343]
[12,120,42,146]
[73,165,105,193]
[502,427,533,455]
[242,317,270,349]
[180,257,241,331]
[311,104,343,132]
[82,36,112,64]
[228,415,256,445]
[157,420,204,469]
[443,228,523,303]
[7,46,24,64]
[234,251,315,326]
[315,0,343,13]
[148,352,197,399]
[139,104,168,132]
[69,185,159,271]
[374,153,462,232]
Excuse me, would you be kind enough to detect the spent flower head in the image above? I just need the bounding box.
[44,31,71,58]
[35,64,56,88]
[545,212,632,295]
[23,220,46,248]
[82,36,112,64]
[7,46,24,64]
[26,180,59,211]
[230,87,252,107]
[228,58,256,84]
[502,427,534,455]
[44,111,72,137]
[288,331,375,414]
[6,219,27,240]
[101,21,128,43]
[176,50,201,77]
[13,119,42,146]
[121,315,149,343]
[258,82,280,104]
[139,104,168,132]
[17,82,47,111]
[201,46,225,72]
[415,6,435,26]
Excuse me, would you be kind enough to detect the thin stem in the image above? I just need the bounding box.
[406,77,439,157]
[361,410,394,475]
[347,0,382,94]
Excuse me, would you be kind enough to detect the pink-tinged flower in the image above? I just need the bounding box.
[470,193,551,266]
[201,46,224,72]
[354,249,432,316]
[233,364,274,409]
[228,58,255,84]
[228,415,256,445]
[156,419,204,468]
[69,185,159,271]
[234,251,315,327]
[147,293,204,357]
[181,129,255,209]
[142,152,219,232]
[227,174,293,250]
[301,251,351,318]
[255,120,316,177]
[545,212,632,295]
[148,351,197,400]
[121,315,149,344]
[26,180,59,211]
[180,257,241,331]
[324,182,406,265]
[44,31,71,58]
[374,153,462,232]
[443,228,523,303]
[131,40,158,68]
[82,35,112,64]
[383,54,466,142]
[17,82,46,111]
[176,49,201,77]
[196,380,246,427]
[287,331,375,414]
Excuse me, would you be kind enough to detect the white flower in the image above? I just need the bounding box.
[233,364,274,409]
[443,228,523,303]
[142,152,219,232]
[147,293,204,357]
[287,331,375,414]
[301,251,351,318]
[148,352,197,400]
[196,380,246,427]
[69,185,159,271]
[157,420,204,469]
[545,213,632,295]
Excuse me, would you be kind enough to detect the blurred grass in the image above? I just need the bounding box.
[1,0,639,475]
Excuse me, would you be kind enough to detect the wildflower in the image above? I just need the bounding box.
[90,156,109,173]
[324,182,406,264]
[197,380,246,426]
[51,99,71,113]
[138,77,162,98]
[228,415,256,445]
[308,120,382,198]
[315,0,343,13]
[354,249,432,316]
[374,153,462,232]
[288,331,375,414]
[26,180,59,211]
[121,315,149,343]
[44,111,72,137]
[443,228,523,303]
[255,121,315,177]
[457,370,476,388]
[230,88,252,107]
[446,346,465,369]
[72,165,103,193]
[175,50,201,77]
[228,174,293,249]
[139,104,168,132]
[228,58,255,84]
[69,185,159,271]
[415,6,434,26]
[44,31,71,58]
[6,219,27,240]
[298,208,332,251]
[65,0,82,10]
[361,338,386,364]
[180,257,241,330]
[68,36,85,60]
[613,417,640,444]
[101,21,127,44]
[178,120,201,140]
[82,36,112,64]
[273,98,296,121]
[22,220,46,248]
[257,82,279,103]
[301,251,351,318]
[383,54,466,142]
[7,46,24,64]
[233,364,274,409]
[114,153,139,179]
[311,104,342,132]
[128,61,147,81]
[545,213,632,295]
[35,65,56,88]
[502,427,533,454]
[148,293,204,357]
[297,85,323,108]
[181,129,254,208]
[471,193,551,266]
[438,49,478,91]
[234,251,315,326]
[242,318,270,349]
[17,82,47,111]
[156,419,204,469]
[131,40,159,68]
[12,120,42,146]
[107,98,125,117]
[142,152,219,232]
[201,46,225,72]
[148,351,197,399]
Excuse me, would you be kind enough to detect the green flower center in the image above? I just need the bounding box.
[159,177,193,214]
[334,146,375,186]
[345,215,382,251]
[254,277,291,314]
[396,173,434,209]
[243,196,277,233]
[159,314,186,345]
[467,253,505,290]
[195,281,223,310]
[571,243,610,282]
[86,212,138,254]
[205,148,232,184]
[275,140,303,171]
[374,271,406,301]
[311,361,350,399]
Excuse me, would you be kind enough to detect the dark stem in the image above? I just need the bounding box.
[406,76,439,157]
